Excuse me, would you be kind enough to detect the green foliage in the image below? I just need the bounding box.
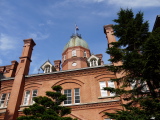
[105,8,160,120]
[17,86,76,120]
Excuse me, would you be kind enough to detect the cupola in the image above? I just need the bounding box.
[63,34,89,52]
[62,34,91,70]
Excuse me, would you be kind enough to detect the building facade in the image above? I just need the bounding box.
[0,24,132,120]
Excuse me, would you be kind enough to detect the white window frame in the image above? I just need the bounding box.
[131,81,136,89]
[99,81,108,97]
[99,81,116,97]
[64,89,72,105]
[64,55,66,61]
[131,80,149,92]
[23,91,30,105]
[74,88,80,104]
[84,51,87,57]
[90,59,98,67]
[44,65,51,73]
[108,80,115,96]
[0,93,7,108]
[30,90,38,105]
[5,93,10,107]
[72,50,76,56]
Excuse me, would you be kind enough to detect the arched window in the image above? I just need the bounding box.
[72,50,76,56]
[84,51,87,57]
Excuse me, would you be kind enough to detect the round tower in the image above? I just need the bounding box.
[62,34,91,70]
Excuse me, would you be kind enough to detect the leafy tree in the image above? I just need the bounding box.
[104,8,160,120]
[17,86,76,120]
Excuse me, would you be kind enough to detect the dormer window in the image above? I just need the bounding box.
[41,60,56,73]
[87,55,99,67]
[44,65,51,73]
[90,59,98,66]
[72,50,76,56]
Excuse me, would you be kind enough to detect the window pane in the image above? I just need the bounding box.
[64,101,67,104]
[131,81,136,89]
[141,82,149,92]
[0,101,5,108]
[31,90,38,105]
[32,90,38,97]
[75,93,79,96]
[68,100,72,104]
[75,96,80,99]
[68,97,71,100]
[1,94,6,100]
[0,94,7,108]
[75,88,79,92]
[64,89,72,104]
[5,93,10,107]
[108,81,115,88]
[23,91,30,105]
[84,51,87,57]
[64,90,68,94]
[68,89,71,93]
[108,81,115,96]
[72,50,76,56]
[74,88,80,103]
[99,81,107,97]
[75,100,80,103]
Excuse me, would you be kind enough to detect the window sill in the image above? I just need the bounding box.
[98,96,116,99]
[63,103,81,106]
[0,107,7,109]
[20,105,30,107]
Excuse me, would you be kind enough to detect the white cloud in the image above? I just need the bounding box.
[0,33,15,51]
[38,20,54,27]
[91,11,111,17]
[47,20,55,25]
[28,32,49,40]
[94,0,104,2]
[78,0,160,7]
[108,0,160,8]
[79,0,104,3]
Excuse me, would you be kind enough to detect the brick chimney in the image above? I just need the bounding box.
[103,24,124,97]
[5,38,36,120]
[103,24,117,48]
[7,61,18,77]
[95,54,104,65]
[54,60,61,71]
[0,66,5,73]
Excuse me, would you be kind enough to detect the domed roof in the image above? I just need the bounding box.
[63,34,89,52]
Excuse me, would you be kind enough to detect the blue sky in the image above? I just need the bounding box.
[0,0,160,74]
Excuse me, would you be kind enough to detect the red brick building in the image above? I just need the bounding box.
[1,18,159,120]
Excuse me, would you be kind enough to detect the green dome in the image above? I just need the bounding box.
[63,35,89,52]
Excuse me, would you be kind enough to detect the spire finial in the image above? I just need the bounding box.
[75,23,79,35]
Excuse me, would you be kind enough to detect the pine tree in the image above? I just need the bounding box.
[104,9,160,120]
[17,86,76,120]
